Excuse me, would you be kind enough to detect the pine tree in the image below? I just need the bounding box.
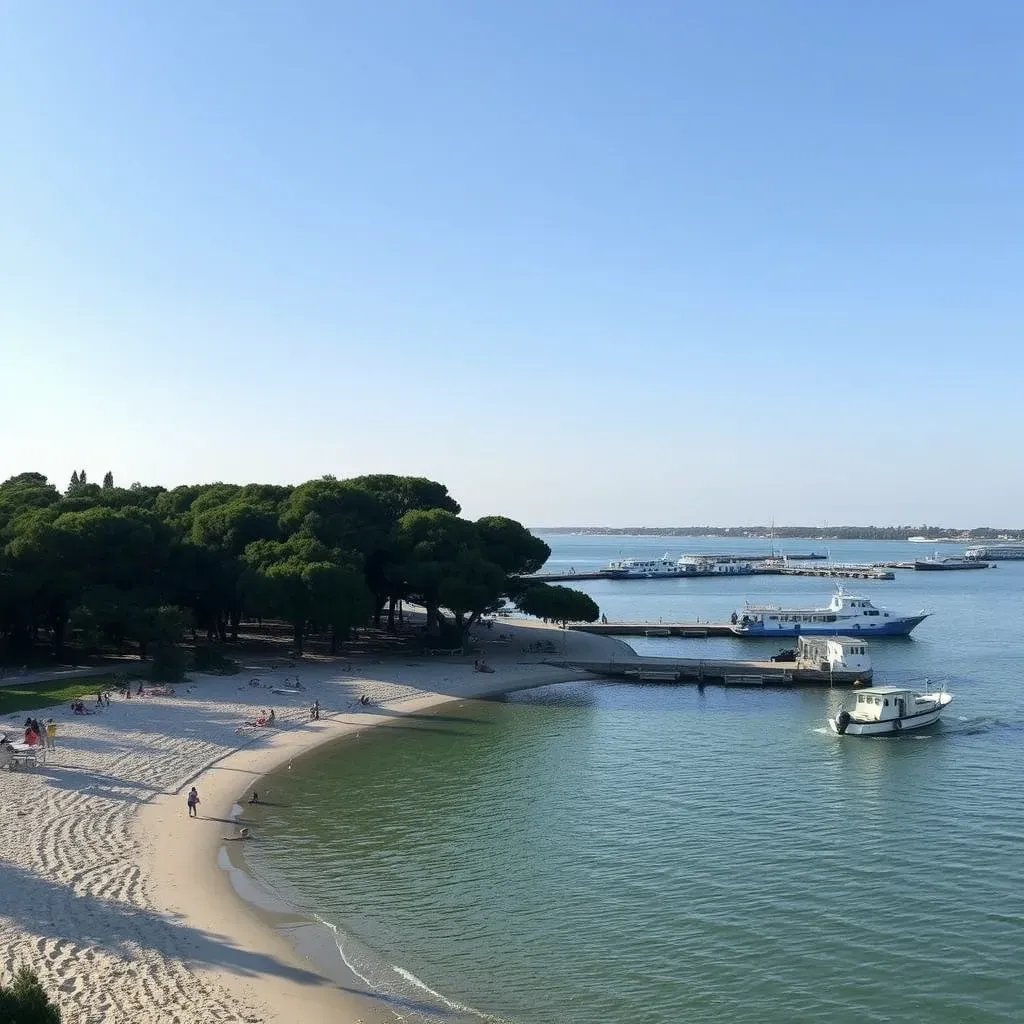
[68,470,80,493]
[102,471,114,489]
[80,469,88,485]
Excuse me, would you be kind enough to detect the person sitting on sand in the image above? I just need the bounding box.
[267,708,275,725]
[246,710,268,727]
[359,694,371,706]
[249,791,259,804]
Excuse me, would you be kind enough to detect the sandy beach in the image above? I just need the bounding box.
[0,619,628,1023]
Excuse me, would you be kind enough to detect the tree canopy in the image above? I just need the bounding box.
[0,471,595,661]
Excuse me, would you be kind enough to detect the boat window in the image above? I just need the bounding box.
[884,699,889,706]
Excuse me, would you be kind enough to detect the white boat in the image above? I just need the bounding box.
[600,554,682,578]
[907,536,942,543]
[830,686,953,736]
[732,586,928,637]
[600,554,755,578]
[677,556,754,576]
[965,543,1024,560]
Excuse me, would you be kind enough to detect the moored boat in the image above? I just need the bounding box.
[732,587,928,637]
[964,543,1024,561]
[914,556,989,570]
[600,554,682,578]
[829,686,953,736]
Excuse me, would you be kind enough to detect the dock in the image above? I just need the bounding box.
[524,562,894,584]
[777,564,894,580]
[562,655,870,687]
[574,621,738,638]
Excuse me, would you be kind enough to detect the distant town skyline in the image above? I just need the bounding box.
[4,2,1023,525]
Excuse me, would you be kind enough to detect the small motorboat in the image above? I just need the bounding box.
[830,686,953,736]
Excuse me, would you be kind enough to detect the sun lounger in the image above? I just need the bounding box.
[9,743,39,768]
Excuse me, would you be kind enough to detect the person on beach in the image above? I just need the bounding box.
[187,786,200,817]
[311,699,320,720]
[45,720,57,749]
[249,791,259,804]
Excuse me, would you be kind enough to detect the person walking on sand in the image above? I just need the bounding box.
[187,786,200,818]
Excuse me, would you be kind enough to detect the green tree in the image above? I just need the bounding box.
[516,584,600,627]
[475,515,550,576]
[242,534,372,655]
[0,966,61,1023]
[102,471,114,489]
[397,509,511,636]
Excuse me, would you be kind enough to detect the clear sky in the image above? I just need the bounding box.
[3,2,1023,527]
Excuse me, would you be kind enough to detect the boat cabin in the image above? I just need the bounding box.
[848,686,915,722]
[796,636,871,675]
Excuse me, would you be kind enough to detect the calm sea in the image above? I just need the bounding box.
[241,536,1024,1023]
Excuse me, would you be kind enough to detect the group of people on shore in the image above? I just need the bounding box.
[20,717,57,748]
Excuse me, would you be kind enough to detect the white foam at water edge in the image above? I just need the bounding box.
[391,965,506,1023]
[314,912,507,1023]
[312,913,377,989]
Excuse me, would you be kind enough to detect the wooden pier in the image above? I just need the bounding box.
[563,656,870,687]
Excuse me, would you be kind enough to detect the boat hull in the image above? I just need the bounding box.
[734,614,927,638]
[914,561,989,571]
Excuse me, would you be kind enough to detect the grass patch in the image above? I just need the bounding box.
[0,674,133,717]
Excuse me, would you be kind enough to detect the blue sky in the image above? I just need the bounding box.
[3,1,1023,527]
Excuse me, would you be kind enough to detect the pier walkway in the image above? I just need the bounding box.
[558,655,868,687]
[523,563,894,584]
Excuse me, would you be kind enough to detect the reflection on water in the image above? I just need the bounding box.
[242,539,1024,1024]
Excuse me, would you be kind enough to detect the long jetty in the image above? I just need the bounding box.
[525,562,894,584]
[561,655,869,686]
[574,621,738,638]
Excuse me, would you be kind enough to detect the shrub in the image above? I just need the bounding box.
[149,644,188,683]
[0,966,61,1023]
[190,647,240,675]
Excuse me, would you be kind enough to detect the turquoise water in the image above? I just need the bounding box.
[241,537,1024,1023]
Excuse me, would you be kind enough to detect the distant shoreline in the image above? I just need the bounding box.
[534,527,1023,540]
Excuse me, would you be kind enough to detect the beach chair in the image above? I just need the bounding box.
[11,746,38,768]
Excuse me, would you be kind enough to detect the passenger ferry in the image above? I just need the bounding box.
[965,543,1024,561]
[732,587,928,637]
[600,555,755,578]
[677,556,754,576]
[600,555,683,578]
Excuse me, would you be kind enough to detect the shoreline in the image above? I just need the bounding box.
[1,619,626,1023]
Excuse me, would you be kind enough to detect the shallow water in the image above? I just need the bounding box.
[242,538,1024,1022]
